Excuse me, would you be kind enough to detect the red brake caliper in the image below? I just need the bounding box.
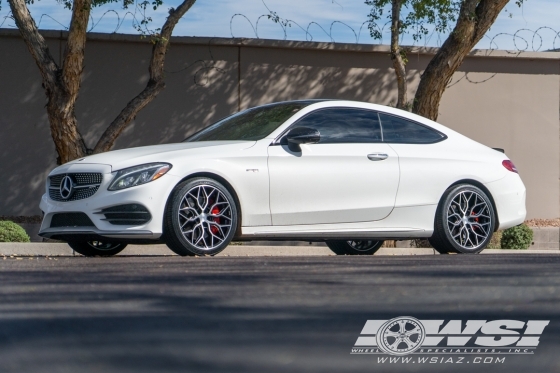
[471,211,479,231]
[210,206,220,234]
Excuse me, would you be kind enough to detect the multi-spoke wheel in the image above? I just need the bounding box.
[430,184,496,254]
[68,241,127,256]
[376,317,425,355]
[326,240,384,255]
[164,178,238,256]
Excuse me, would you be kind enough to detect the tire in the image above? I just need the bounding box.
[68,241,127,257]
[326,240,384,255]
[429,184,496,254]
[164,177,238,256]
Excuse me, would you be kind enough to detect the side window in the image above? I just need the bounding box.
[287,108,382,144]
[379,113,444,144]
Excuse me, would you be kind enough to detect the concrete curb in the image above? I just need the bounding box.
[0,243,558,257]
[15,224,559,250]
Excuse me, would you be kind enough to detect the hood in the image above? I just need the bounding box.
[56,141,256,173]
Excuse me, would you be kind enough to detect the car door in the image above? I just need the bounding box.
[267,107,400,226]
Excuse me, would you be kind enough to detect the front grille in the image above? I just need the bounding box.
[51,213,95,228]
[49,173,103,202]
[98,204,152,226]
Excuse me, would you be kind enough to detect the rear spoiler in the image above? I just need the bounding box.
[492,148,505,153]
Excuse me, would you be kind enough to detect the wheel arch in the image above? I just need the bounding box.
[446,179,500,231]
[166,172,243,237]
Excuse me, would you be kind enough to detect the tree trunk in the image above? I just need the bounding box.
[387,0,404,250]
[9,0,91,164]
[412,0,510,120]
[10,0,197,163]
[46,92,88,164]
[390,0,407,110]
[93,0,197,153]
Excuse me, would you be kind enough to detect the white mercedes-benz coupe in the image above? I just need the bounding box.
[38,100,526,256]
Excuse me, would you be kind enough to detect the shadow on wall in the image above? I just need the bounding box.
[238,47,411,109]
[77,41,241,150]
[0,39,409,216]
[0,40,243,216]
[0,38,59,216]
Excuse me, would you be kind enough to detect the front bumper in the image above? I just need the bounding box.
[39,164,180,241]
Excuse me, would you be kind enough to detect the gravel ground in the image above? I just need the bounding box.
[524,218,560,227]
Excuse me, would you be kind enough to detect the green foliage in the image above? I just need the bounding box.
[51,0,163,10]
[365,0,528,44]
[365,0,460,42]
[500,224,533,250]
[0,221,31,243]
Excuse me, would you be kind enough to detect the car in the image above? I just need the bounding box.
[38,100,526,256]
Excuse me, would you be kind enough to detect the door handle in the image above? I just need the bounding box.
[367,153,388,161]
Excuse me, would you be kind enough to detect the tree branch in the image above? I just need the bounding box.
[390,0,407,110]
[61,0,92,105]
[412,0,509,120]
[9,0,89,164]
[93,0,197,153]
[7,0,59,91]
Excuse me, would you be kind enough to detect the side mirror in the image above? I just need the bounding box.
[284,127,320,152]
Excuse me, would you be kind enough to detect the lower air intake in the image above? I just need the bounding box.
[99,204,152,226]
[51,213,95,228]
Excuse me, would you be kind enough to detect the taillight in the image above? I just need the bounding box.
[502,160,518,173]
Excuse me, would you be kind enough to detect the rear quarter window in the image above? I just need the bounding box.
[379,113,446,144]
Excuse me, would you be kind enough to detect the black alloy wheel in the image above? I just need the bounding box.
[326,240,384,255]
[68,241,127,256]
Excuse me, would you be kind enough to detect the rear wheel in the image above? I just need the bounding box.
[429,184,496,254]
[68,241,127,257]
[164,177,238,256]
[326,240,384,255]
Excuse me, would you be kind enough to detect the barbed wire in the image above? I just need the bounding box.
[1,1,559,91]
[446,72,498,89]
[229,9,560,52]
[0,2,559,51]
[485,27,560,52]
[230,12,391,44]
[0,3,223,87]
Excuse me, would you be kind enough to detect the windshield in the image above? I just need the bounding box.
[185,101,318,142]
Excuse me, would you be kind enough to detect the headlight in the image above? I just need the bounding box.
[108,163,172,191]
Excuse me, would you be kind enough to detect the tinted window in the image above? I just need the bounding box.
[379,113,444,144]
[288,108,382,144]
[185,101,316,142]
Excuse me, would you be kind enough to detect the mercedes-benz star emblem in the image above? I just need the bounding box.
[59,175,74,200]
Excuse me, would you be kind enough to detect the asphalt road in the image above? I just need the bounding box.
[0,254,559,373]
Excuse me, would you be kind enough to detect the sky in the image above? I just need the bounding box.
[1,0,559,51]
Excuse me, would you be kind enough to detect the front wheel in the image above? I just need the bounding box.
[326,240,384,255]
[429,184,496,254]
[164,177,238,256]
[68,241,127,257]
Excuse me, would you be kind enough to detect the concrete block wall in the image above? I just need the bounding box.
[0,29,558,219]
